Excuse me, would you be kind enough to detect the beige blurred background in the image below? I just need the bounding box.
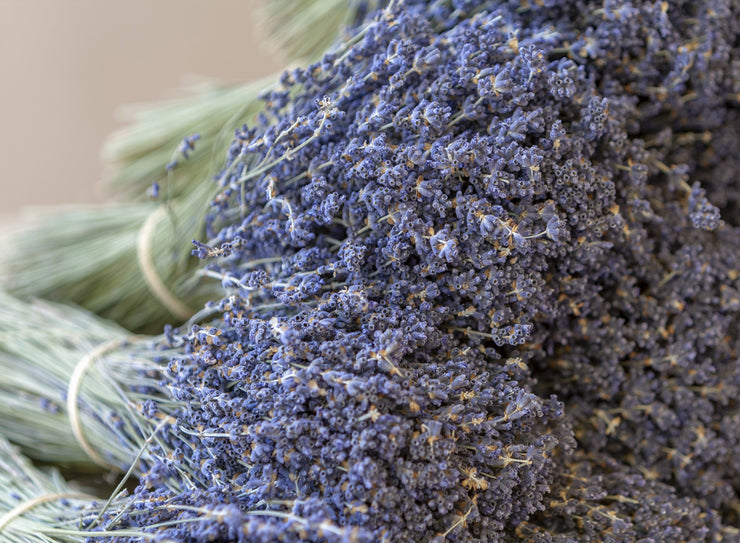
[0,0,285,216]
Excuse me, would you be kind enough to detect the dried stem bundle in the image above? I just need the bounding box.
[103,75,276,201]
[0,292,177,470]
[263,0,382,61]
[0,437,216,542]
[0,437,132,542]
[0,180,222,333]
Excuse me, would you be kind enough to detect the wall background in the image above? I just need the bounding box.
[0,0,285,216]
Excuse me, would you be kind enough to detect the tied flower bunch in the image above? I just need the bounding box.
[0,0,739,542]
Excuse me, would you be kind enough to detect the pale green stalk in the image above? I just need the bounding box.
[0,437,188,542]
[1,79,262,332]
[1,77,270,335]
[102,0,378,201]
[0,179,223,333]
[262,0,383,61]
[0,292,179,472]
[103,75,277,201]
[0,437,98,543]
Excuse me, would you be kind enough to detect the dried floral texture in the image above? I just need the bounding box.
[657,107,740,227]
[516,451,734,543]
[110,293,568,543]
[0,436,222,542]
[205,3,643,338]
[187,0,740,535]
[521,0,740,226]
[534,204,740,520]
[92,486,375,543]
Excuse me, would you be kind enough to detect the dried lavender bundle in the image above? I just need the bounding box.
[0,292,181,470]
[1,0,739,540]
[0,180,221,333]
[0,296,401,542]
[169,0,739,538]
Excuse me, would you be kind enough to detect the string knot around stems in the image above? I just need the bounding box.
[0,492,93,532]
[66,338,129,469]
[137,206,196,321]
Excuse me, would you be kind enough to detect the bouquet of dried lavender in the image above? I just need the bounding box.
[0,436,142,542]
[0,291,182,471]
[0,179,221,333]
[1,0,738,540]
[0,294,382,542]
[0,436,234,543]
[0,436,96,543]
[175,0,740,537]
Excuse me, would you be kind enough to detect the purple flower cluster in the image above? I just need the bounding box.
[96,0,740,541]
[167,133,201,172]
[157,301,569,541]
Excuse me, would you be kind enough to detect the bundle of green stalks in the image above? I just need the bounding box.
[263,0,383,61]
[0,292,180,472]
[0,179,222,333]
[102,75,277,201]
[0,436,195,542]
[0,436,98,543]
[105,0,376,202]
